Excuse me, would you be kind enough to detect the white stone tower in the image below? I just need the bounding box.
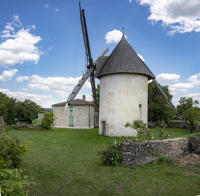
[96,35,155,137]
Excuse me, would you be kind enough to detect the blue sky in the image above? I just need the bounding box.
[0,0,200,107]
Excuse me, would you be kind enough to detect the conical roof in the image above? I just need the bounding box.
[97,35,155,80]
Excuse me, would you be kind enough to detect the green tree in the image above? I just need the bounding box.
[0,93,18,124]
[0,92,42,125]
[177,97,200,131]
[18,99,42,124]
[148,82,175,123]
[41,111,54,129]
[96,84,100,107]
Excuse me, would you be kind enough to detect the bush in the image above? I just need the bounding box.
[157,157,173,165]
[41,111,54,129]
[99,142,122,166]
[157,120,171,140]
[125,120,154,141]
[0,168,30,196]
[0,131,29,169]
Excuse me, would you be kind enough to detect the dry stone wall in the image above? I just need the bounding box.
[121,137,188,166]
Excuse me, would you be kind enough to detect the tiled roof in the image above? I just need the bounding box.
[52,99,94,107]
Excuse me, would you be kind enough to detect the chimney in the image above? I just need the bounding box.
[82,95,86,101]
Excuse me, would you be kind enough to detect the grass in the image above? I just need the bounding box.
[9,128,200,196]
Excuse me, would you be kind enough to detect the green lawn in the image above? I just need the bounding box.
[9,128,200,196]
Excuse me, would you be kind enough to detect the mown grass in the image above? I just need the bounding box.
[9,128,200,196]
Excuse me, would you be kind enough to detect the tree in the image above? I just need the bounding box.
[41,111,54,129]
[0,93,17,124]
[0,92,42,125]
[177,97,200,131]
[96,84,100,107]
[18,99,42,124]
[148,81,175,123]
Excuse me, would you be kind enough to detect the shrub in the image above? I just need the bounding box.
[99,142,122,166]
[41,111,54,129]
[32,119,38,125]
[125,120,154,141]
[157,120,171,140]
[0,168,30,196]
[157,157,173,165]
[0,131,29,169]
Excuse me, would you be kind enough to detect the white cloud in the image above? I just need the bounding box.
[136,0,200,34]
[137,54,145,62]
[167,73,200,95]
[16,76,30,82]
[169,82,194,94]
[55,8,59,12]
[129,0,133,3]
[105,29,124,44]
[185,93,200,103]
[3,74,93,107]
[1,15,22,39]
[0,69,18,81]
[0,88,51,103]
[0,16,42,67]
[0,88,62,107]
[27,75,91,92]
[156,73,180,83]
[188,73,200,86]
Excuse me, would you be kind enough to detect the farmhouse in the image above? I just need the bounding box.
[52,95,95,128]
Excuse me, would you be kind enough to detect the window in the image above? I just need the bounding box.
[69,105,73,112]
[139,104,142,120]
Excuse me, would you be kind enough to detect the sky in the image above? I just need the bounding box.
[0,0,200,107]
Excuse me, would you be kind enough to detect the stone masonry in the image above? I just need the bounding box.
[121,137,188,166]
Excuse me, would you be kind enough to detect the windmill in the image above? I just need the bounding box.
[66,2,189,134]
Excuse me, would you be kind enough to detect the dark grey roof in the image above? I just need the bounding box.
[69,99,94,106]
[95,56,109,77]
[97,35,155,80]
[52,99,94,107]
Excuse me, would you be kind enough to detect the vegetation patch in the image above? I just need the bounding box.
[99,141,122,166]
[41,111,54,130]
[0,129,30,195]
[7,128,200,196]
[175,154,200,167]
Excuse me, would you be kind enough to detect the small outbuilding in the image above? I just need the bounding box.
[52,96,95,129]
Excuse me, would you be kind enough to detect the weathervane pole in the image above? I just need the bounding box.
[122,27,125,37]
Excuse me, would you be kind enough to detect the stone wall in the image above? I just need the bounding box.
[121,137,188,166]
[73,105,95,128]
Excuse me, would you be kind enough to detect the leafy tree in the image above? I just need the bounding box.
[96,84,100,107]
[148,81,175,123]
[18,99,42,124]
[0,92,42,125]
[177,97,200,131]
[0,93,17,124]
[41,111,54,129]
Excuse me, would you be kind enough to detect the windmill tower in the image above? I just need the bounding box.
[66,3,190,136]
[96,34,155,137]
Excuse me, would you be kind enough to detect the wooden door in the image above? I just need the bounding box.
[68,116,74,127]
